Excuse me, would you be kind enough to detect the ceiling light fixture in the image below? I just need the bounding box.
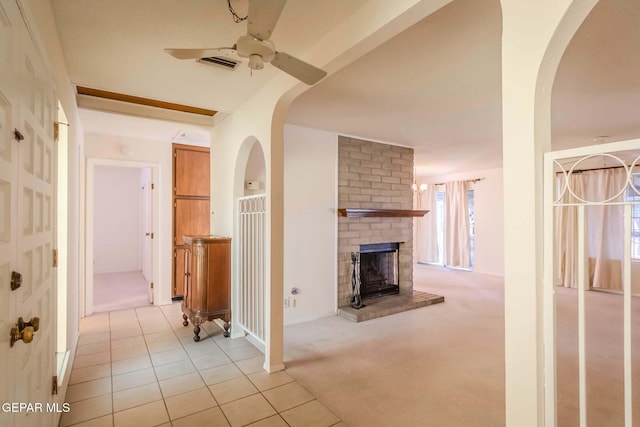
[412,168,427,194]
[248,54,264,70]
[593,136,609,145]
[121,145,134,157]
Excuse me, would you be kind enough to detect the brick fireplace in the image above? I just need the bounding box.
[337,136,414,308]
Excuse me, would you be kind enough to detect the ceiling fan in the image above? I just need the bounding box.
[165,0,327,85]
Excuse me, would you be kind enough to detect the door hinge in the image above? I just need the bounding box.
[53,122,59,142]
[52,376,58,395]
[150,233,154,239]
[150,282,154,289]
[151,183,155,190]
[14,128,24,142]
[174,250,177,258]
[52,249,58,268]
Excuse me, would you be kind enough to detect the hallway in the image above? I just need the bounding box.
[61,304,342,427]
[93,271,151,313]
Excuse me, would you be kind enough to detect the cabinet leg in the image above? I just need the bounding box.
[193,325,201,342]
[182,314,189,327]
[223,322,231,338]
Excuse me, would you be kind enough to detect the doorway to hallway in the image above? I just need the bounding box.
[90,163,155,313]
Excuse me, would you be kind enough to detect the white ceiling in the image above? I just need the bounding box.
[51,0,370,113]
[287,0,502,176]
[551,0,640,149]
[52,0,640,176]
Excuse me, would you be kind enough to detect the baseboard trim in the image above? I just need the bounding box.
[263,362,285,373]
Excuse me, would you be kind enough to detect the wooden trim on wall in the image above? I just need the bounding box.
[76,86,217,117]
[338,208,429,218]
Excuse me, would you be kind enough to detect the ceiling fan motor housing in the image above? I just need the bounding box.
[236,35,276,63]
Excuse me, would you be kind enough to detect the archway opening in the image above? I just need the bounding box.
[547,1,640,424]
[232,137,268,354]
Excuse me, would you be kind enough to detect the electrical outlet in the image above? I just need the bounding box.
[284,297,290,308]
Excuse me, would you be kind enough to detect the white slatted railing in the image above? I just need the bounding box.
[237,194,266,344]
[544,140,640,427]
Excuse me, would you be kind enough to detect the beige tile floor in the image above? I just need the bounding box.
[61,303,343,427]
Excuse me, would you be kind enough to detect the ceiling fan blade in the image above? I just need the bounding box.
[165,47,235,60]
[271,52,327,85]
[247,0,287,41]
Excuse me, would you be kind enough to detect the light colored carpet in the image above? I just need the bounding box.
[93,270,151,313]
[283,264,640,427]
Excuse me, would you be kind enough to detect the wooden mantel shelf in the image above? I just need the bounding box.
[338,208,430,218]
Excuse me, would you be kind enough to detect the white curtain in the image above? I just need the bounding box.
[444,181,470,268]
[585,169,625,290]
[416,184,439,263]
[556,168,625,290]
[555,173,585,288]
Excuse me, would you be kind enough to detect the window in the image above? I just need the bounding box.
[468,189,475,269]
[435,191,445,265]
[625,173,640,259]
[434,189,475,268]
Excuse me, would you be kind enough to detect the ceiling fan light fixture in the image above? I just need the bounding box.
[248,54,264,70]
[165,0,327,85]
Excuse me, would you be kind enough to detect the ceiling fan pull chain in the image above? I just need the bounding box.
[227,0,248,23]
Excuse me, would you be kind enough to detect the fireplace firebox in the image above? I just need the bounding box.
[357,243,400,300]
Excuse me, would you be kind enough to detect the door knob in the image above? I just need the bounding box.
[145,233,150,236]
[10,317,39,347]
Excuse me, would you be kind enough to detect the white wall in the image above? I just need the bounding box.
[283,125,338,325]
[244,143,266,196]
[84,133,174,304]
[93,165,142,274]
[420,167,504,276]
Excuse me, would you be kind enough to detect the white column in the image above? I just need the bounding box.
[500,0,598,424]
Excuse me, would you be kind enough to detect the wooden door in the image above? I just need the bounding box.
[0,1,57,425]
[175,199,210,246]
[173,144,210,297]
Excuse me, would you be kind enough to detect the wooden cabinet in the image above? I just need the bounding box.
[173,144,210,298]
[181,235,231,342]
[175,148,210,197]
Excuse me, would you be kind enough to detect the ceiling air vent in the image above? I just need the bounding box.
[198,56,239,70]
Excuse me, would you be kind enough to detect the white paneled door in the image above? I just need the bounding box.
[0,1,57,426]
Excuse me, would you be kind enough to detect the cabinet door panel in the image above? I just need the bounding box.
[205,241,231,312]
[175,149,209,197]
[175,199,210,246]
[174,248,186,297]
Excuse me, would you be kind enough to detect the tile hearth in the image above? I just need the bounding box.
[337,290,444,323]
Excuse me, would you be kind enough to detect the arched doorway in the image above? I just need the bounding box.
[543,1,640,425]
[232,138,268,353]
